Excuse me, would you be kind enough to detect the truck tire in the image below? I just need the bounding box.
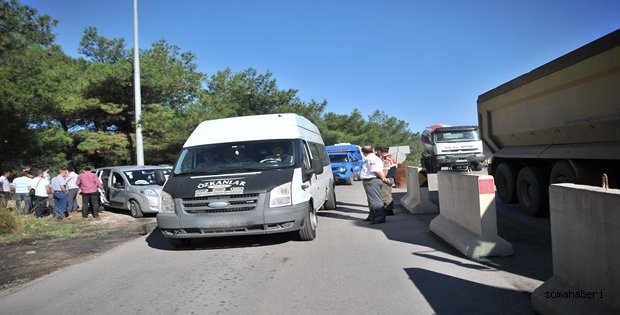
[516,167,549,216]
[425,158,440,174]
[549,161,577,184]
[298,204,317,241]
[471,162,483,172]
[494,162,518,204]
[129,200,144,218]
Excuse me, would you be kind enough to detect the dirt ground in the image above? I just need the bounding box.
[0,210,157,292]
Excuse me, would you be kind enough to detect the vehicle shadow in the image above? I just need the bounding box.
[145,228,292,251]
[100,207,157,218]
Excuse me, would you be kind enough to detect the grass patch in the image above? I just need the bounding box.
[0,207,99,244]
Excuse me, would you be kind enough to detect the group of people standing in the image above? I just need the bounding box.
[0,166,103,220]
[359,145,397,225]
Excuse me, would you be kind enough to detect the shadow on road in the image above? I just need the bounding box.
[145,228,292,251]
[405,268,533,315]
[362,191,552,282]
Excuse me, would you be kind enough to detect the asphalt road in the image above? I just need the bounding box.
[0,175,549,315]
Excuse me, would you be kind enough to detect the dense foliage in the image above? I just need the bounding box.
[0,0,422,172]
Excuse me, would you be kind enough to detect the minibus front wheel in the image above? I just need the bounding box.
[298,204,317,241]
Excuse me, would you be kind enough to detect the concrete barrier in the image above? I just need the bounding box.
[399,167,438,214]
[532,184,620,315]
[429,171,513,258]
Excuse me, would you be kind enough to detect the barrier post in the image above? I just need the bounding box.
[429,172,512,258]
[532,184,620,315]
[399,167,438,214]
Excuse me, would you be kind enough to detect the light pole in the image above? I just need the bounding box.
[133,0,144,166]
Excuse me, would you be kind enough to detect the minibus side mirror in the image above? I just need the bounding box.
[311,158,324,175]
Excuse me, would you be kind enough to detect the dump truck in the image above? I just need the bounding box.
[420,124,486,173]
[477,29,620,216]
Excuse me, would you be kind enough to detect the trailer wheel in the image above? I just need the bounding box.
[495,162,518,204]
[516,167,549,216]
[549,161,577,184]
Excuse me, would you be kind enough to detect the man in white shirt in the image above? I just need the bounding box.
[29,170,52,219]
[65,166,79,213]
[359,145,390,224]
[11,170,32,214]
[0,170,10,208]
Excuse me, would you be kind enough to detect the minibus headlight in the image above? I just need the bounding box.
[159,191,175,213]
[269,182,292,207]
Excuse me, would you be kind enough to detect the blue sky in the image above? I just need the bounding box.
[22,0,620,133]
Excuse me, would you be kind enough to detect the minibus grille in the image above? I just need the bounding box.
[182,194,260,214]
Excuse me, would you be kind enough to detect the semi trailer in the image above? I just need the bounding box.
[477,29,620,216]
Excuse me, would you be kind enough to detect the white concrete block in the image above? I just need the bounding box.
[532,184,620,315]
[430,172,513,258]
[399,167,438,214]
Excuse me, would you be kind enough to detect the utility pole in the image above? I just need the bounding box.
[133,0,144,166]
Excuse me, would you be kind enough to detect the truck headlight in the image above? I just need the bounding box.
[338,167,346,172]
[269,182,291,207]
[159,191,175,213]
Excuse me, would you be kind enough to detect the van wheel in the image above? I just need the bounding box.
[495,162,518,204]
[324,186,337,210]
[516,167,549,216]
[298,205,317,241]
[169,238,192,248]
[129,200,144,218]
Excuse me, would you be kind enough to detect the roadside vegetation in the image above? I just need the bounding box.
[0,206,104,244]
[0,0,424,174]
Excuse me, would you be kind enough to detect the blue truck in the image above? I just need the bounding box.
[326,143,364,185]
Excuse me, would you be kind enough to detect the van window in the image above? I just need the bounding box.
[308,142,330,166]
[112,172,125,187]
[174,139,298,175]
[301,141,312,170]
[124,169,171,185]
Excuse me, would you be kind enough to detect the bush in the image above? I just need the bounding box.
[0,208,19,234]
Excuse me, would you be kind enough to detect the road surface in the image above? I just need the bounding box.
[0,178,547,314]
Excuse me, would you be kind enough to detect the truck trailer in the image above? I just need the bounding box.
[477,29,620,216]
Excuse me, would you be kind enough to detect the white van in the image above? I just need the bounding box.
[156,113,336,247]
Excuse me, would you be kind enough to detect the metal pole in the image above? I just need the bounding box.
[133,0,144,166]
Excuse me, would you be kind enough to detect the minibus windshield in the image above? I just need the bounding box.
[174,139,297,175]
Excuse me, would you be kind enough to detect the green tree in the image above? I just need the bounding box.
[0,0,56,57]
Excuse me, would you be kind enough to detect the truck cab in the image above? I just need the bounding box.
[326,143,363,185]
[421,125,486,173]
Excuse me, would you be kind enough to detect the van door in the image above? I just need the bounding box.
[301,141,323,210]
[108,171,128,208]
[97,169,111,204]
[307,141,328,208]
